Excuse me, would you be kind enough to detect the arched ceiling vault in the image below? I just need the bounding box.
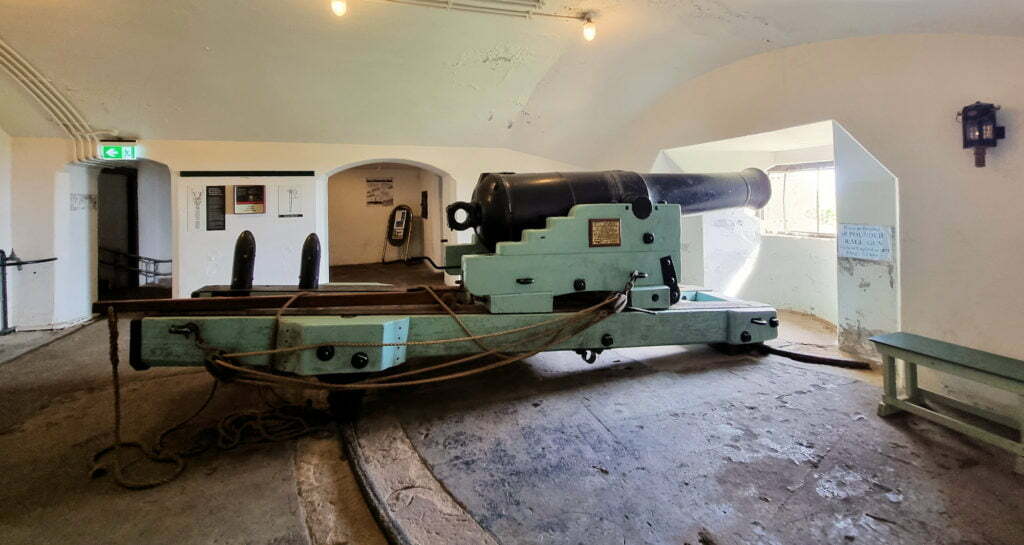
[1,0,1022,165]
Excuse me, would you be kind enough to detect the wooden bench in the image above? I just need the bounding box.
[870,332,1024,474]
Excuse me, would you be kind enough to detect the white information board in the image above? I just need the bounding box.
[278,185,304,218]
[186,185,204,232]
[838,223,893,262]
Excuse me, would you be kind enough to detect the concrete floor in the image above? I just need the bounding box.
[364,342,1023,545]
[0,318,385,545]
[773,310,880,386]
[2,308,1018,544]
[0,321,91,366]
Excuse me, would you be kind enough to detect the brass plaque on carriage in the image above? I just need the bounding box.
[589,219,621,247]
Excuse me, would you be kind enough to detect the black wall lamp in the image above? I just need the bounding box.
[958,101,1005,167]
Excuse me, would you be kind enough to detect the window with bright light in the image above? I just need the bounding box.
[759,162,836,237]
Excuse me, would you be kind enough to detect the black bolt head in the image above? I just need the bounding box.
[601,334,614,347]
[316,345,336,361]
[740,331,752,343]
[643,232,655,244]
[351,352,370,369]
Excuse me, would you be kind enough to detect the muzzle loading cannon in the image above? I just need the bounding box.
[97,168,779,397]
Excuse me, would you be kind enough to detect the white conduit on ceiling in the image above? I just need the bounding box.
[0,35,117,164]
[379,0,582,20]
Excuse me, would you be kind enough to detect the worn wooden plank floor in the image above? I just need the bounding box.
[355,344,1024,545]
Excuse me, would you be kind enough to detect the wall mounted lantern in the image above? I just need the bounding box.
[958,101,1005,167]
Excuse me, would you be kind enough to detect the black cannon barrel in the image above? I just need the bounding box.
[446,168,770,249]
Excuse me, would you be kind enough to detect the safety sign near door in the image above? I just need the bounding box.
[98,143,137,160]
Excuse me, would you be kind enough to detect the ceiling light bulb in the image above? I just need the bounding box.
[582,20,596,42]
[330,0,348,17]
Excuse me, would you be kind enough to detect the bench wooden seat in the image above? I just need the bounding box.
[870,332,1024,474]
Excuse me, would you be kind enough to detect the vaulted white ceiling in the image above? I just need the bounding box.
[2,0,1023,165]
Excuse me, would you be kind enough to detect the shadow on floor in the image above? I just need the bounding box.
[363,344,1024,545]
[330,262,444,289]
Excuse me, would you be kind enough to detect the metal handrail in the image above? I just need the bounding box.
[98,259,173,277]
[98,246,172,283]
[98,246,172,264]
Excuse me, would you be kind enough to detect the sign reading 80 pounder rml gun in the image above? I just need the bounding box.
[838,223,893,262]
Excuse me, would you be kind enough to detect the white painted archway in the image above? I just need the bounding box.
[318,158,458,278]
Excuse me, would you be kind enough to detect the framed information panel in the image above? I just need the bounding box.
[234,185,266,214]
[206,186,226,230]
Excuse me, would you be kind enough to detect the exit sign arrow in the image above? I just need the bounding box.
[99,143,137,160]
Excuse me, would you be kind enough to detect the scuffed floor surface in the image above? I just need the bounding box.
[369,345,1024,545]
[0,324,84,366]
[0,318,384,545]
[330,262,444,289]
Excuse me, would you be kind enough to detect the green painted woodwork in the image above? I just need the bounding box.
[872,332,1024,383]
[443,239,487,274]
[871,333,1024,473]
[488,293,553,314]
[277,316,409,375]
[628,286,672,310]
[457,204,682,313]
[138,293,778,374]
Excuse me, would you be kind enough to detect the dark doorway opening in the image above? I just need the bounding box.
[97,167,171,300]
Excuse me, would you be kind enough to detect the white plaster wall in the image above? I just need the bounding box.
[178,175,318,293]
[138,140,582,298]
[9,138,69,328]
[418,168,446,266]
[53,166,97,325]
[4,137,583,318]
[833,125,900,355]
[0,124,11,252]
[739,235,838,324]
[0,124,12,323]
[744,144,838,324]
[598,34,1024,414]
[137,161,173,283]
[327,166,427,266]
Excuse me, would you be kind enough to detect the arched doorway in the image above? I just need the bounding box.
[325,160,455,288]
[96,159,173,299]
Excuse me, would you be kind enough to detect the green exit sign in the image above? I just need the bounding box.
[99,143,137,160]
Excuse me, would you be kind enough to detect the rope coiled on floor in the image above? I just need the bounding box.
[93,278,634,489]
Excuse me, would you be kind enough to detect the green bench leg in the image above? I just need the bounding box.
[905,360,922,403]
[878,355,904,417]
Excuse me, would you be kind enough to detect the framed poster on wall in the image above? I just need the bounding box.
[186,185,204,232]
[234,185,266,214]
[206,186,226,230]
[277,185,303,218]
[366,178,394,206]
